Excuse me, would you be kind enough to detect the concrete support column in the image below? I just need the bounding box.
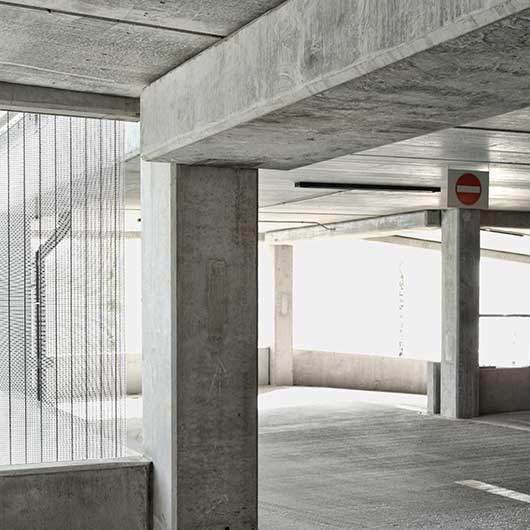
[142,162,258,529]
[441,209,480,419]
[271,245,293,386]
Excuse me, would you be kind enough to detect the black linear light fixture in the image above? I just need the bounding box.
[295,181,441,193]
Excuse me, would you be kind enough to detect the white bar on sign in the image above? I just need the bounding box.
[456,186,481,193]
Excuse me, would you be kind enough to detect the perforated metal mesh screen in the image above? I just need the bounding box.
[0,112,125,465]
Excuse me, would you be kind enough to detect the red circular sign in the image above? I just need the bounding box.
[455,173,482,205]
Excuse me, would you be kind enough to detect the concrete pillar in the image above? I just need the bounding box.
[271,245,293,386]
[427,361,441,415]
[441,209,480,419]
[142,162,258,530]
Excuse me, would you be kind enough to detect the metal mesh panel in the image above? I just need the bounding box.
[0,112,125,465]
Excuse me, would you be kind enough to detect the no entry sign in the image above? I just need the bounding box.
[445,169,489,209]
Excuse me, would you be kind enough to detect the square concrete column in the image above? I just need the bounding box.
[271,245,293,386]
[441,209,480,419]
[427,362,441,415]
[142,162,258,529]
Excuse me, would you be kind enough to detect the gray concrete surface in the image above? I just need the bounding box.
[293,350,428,395]
[480,367,530,414]
[0,457,151,530]
[142,162,258,529]
[0,1,285,97]
[142,0,530,168]
[427,361,441,415]
[12,0,286,37]
[0,82,139,120]
[271,245,294,386]
[259,387,530,529]
[475,409,530,432]
[265,211,440,244]
[441,209,480,419]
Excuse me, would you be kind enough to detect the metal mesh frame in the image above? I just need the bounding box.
[0,112,125,465]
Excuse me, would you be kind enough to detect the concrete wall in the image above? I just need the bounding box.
[0,457,151,530]
[479,367,530,414]
[293,350,427,395]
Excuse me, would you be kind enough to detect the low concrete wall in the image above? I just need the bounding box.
[0,457,151,530]
[480,367,530,414]
[293,350,427,395]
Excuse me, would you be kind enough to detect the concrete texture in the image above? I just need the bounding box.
[374,234,530,265]
[266,210,440,243]
[428,361,441,415]
[142,162,258,529]
[125,119,530,233]
[12,0,286,37]
[141,162,178,530]
[480,210,530,231]
[475,409,530,432]
[271,245,293,386]
[441,209,480,419]
[480,367,530,414]
[293,350,428,395]
[0,4,217,97]
[0,1,286,98]
[0,457,151,530]
[259,387,530,529]
[0,81,139,120]
[142,0,530,168]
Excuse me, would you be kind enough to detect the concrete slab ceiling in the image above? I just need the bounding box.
[8,0,287,36]
[0,0,285,97]
[126,106,530,231]
[142,0,530,168]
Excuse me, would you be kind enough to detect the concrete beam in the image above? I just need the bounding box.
[374,235,530,264]
[0,82,139,121]
[265,211,440,244]
[480,210,530,230]
[441,209,480,419]
[142,0,530,168]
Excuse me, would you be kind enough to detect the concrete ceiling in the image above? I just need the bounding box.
[6,1,530,233]
[0,0,285,96]
[124,106,530,232]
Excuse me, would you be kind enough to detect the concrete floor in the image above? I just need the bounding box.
[258,387,530,529]
[123,388,530,528]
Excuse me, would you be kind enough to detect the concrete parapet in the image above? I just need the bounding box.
[0,457,151,530]
[479,367,530,414]
[293,350,428,395]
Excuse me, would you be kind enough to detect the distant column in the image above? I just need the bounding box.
[270,245,294,386]
[441,209,480,419]
[142,162,258,529]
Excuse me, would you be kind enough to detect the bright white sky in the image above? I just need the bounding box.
[259,237,530,368]
[124,233,530,368]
